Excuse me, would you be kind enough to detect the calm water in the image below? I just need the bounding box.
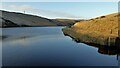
[1,27,120,67]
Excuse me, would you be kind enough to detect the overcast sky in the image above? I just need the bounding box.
[1,2,118,19]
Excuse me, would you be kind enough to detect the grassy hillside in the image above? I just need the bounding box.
[62,13,119,46]
[0,10,79,27]
[72,13,119,37]
[0,10,57,27]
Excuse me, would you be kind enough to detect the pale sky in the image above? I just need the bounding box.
[1,0,120,2]
[1,2,118,19]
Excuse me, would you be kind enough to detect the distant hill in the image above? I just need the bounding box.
[52,19,82,26]
[0,10,80,28]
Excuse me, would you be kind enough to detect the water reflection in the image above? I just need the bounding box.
[2,35,36,42]
[63,32,120,55]
[3,34,120,55]
[2,35,120,55]
[2,27,120,67]
[63,33,120,68]
[118,55,120,68]
[2,35,120,68]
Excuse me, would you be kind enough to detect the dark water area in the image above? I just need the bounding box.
[63,34,120,56]
[1,27,120,68]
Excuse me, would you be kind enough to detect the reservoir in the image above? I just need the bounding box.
[1,27,119,67]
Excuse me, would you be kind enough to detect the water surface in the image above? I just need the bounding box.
[1,27,119,67]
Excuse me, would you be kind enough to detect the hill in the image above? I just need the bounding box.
[0,10,79,27]
[72,13,118,37]
[52,19,82,26]
[62,13,119,46]
[0,10,57,27]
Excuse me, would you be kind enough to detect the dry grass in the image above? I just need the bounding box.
[72,13,119,38]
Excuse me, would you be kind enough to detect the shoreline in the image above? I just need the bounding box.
[0,25,66,28]
[62,28,119,47]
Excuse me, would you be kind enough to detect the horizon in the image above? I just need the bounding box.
[1,2,118,19]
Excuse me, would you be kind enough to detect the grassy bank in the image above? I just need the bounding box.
[62,28,117,46]
[62,13,119,46]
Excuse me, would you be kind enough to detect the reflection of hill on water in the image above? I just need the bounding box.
[63,32,120,56]
[2,32,120,56]
[2,35,34,41]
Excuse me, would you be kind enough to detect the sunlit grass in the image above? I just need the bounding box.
[72,13,119,37]
[62,13,119,45]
